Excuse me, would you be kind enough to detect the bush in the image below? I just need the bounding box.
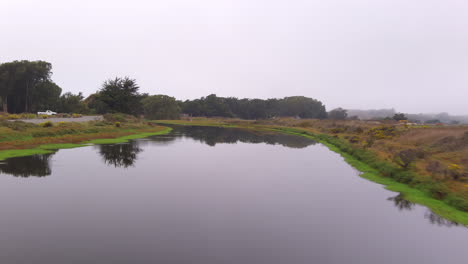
[0,120,37,131]
[92,121,108,127]
[104,113,139,123]
[7,114,20,120]
[446,195,468,212]
[40,115,48,119]
[72,113,82,118]
[428,182,450,199]
[39,121,54,128]
[20,113,37,119]
[115,122,121,128]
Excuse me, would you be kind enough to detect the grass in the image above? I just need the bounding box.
[86,128,172,144]
[0,119,172,160]
[156,119,468,225]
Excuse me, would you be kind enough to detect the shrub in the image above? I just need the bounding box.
[39,115,48,119]
[348,136,360,144]
[20,113,37,119]
[446,195,468,212]
[92,121,108,127]
[115,122,121,128]
[39,121,54,128]
[0,120,37,131]
[7,114,20,120]
[428,182,450,199]
[72,113,82,118]
[448,164,462,180]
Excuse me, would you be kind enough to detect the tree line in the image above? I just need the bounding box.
[0,60,86,114]
[1,60,349,120]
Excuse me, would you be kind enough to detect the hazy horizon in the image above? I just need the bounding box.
[2,0,467,115]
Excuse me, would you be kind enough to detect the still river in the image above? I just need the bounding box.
[0,126,466,264]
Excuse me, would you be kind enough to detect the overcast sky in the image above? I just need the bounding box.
[2,0,467,114]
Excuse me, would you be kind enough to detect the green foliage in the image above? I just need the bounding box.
[0,60,54,113]
[7,114,20,120]
[39,121,54,128]
[368,126,397,139]
[0,120,37,131]
[180,95,327,119]
[89,77,143,115]
[328,108,348,120]
[428,182,450,199]
[446,195,468,212]
[142,95,181,120]
[394,149,424,169]
[32,80,62,112]
[393,113,408,121]
[57,92,88,114]
[103,113,139,123]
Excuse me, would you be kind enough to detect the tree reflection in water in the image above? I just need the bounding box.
[424,211,460,227]
[97,141,142,168]
[388,193,462,227]
[0,153,56,177]
[388,194,415,211]
[150,125,317,148]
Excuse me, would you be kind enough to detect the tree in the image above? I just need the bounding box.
[142,95,181,120]
[0,60,54,113]
[278,96,327,119]
[57,92,88,113]
[328,108,348,120]
[93,77,142,115]
[393,113,408,121]
[32,80,62,112]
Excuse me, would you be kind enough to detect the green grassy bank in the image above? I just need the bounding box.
[0,127,172,161]
[157,120,468,225]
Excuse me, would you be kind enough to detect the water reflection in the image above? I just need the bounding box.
[388,194,415,211]
[425,211,460,227]
[97,141,142,168]
[388,194,462,227]
[154,125,317,148]
[0,153,56,177]
[0,126,315,177]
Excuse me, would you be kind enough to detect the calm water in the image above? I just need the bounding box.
[0,126,467,264]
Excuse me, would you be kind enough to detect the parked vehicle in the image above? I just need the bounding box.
[37,110,57,116]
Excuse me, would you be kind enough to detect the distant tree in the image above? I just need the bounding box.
[203,94,232,117]
[92,77,142,115]
[425,119,441,124]
[328,108,348,120]
[278,96,327,119]
[57,92,88,113]
[393,113,408,121]
[32,80,62,112]
[179,95,327,119]
[0,60,54,113]
[142,95,181,120]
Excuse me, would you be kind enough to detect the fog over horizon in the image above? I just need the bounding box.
[2,0,467,115]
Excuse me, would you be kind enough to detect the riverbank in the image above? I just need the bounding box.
[156,118,468,225]
[0,117,172,160]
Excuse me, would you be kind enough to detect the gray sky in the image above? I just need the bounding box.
[2,0,467,114]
